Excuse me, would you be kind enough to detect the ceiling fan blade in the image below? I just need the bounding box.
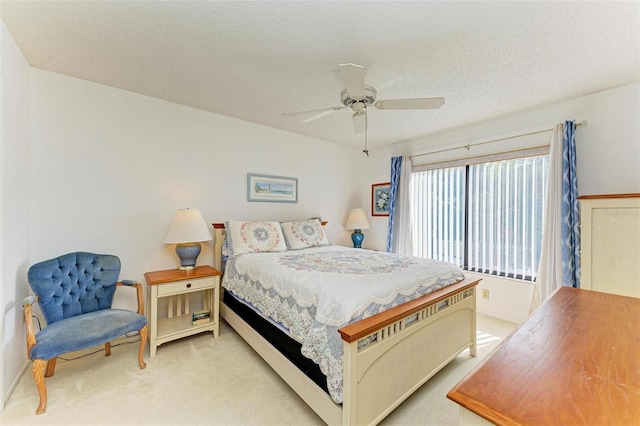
[352,111,366,134]
[374,97,445,110]
[282,106,345,122]
[339,63,366,100]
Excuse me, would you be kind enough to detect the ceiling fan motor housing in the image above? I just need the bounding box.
[341,86,377,112]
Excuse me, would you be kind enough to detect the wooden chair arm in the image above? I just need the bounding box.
[117,280,145,315]
[22,296,39,359]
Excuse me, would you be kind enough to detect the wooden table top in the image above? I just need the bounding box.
[144,265,221,285]
[447,287,640,425]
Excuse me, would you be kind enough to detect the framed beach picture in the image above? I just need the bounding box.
[372,182,391,216]
[247,173,298,203]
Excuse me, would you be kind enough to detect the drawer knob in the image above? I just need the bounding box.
[186,283,192,288]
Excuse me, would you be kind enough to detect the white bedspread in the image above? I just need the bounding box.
[222,245,465,403]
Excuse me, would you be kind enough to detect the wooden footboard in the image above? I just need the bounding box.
[340,278,478,425]
[213,224,478,425]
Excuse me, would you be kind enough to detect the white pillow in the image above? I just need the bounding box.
[280,219,329,250]
[226,221,287,255]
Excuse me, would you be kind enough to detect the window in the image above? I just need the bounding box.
[412,166,465,265]
[411,152,549,281]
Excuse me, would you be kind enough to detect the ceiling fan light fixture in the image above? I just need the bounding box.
[352,110,366,134]
[351,102,366,114]
[340,86,377,109]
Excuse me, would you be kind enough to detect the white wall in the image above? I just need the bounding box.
[367,82,640,323]
[2,63,366,408]
[29,69,366,295]
[0,21,31,408]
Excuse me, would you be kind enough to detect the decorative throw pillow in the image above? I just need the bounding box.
[281,219,329,250]
[226,220,287,255]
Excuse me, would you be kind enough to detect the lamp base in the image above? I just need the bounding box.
[351,229,364,248]
[178,265,197,271]
[175,242,202,270]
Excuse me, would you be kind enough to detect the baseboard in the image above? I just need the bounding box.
[3,360,30,409]
[3,331,142,411]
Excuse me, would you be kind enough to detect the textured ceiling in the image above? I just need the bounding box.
[2,1,639,150]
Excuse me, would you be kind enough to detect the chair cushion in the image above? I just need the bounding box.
[30,309,147,361]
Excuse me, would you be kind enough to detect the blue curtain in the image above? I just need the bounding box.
[561,120,581,287]
[386,156,402,252]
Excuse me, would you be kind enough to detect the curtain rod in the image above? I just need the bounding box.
[410,120,588,159]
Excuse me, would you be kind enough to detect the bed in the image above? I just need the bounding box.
[213,219,479,425]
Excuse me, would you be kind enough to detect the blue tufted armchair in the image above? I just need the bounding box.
[23,252,148,414]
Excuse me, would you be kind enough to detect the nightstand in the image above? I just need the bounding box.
[144,265,222,357]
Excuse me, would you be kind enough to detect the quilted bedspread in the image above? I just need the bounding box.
[222,245,465,403]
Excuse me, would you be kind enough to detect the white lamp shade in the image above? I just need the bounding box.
[345,208,371,230]
[163,208,213,244]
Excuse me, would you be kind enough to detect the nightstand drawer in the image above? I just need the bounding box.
[156,276,215,296]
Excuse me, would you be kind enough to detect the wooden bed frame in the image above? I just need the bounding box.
[213,223,479,425]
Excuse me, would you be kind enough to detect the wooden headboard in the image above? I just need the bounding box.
[212,223,226,271]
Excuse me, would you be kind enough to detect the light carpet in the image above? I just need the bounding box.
[1,314,516,426]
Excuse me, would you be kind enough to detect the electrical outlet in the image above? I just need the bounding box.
[482,289,490,300]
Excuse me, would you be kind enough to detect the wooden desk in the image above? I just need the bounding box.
[447,287,640,425]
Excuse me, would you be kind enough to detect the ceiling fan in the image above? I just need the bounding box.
[283,63,445,155]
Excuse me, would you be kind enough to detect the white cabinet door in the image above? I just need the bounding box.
[580,195,640,298]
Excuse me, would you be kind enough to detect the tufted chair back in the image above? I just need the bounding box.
[27,252,121,325]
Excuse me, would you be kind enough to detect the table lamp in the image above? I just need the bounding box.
[345,208,371,248]
[163,208,212,270]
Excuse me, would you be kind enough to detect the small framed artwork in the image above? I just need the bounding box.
[247,173,298,203]
[372,182,391,216]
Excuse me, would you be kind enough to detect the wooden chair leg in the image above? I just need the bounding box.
[105,341,111,356]
[138,326,148,369]
[45,358,57,377]
[32,359,48,415]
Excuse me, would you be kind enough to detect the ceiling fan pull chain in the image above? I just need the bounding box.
[363,110,369,156]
